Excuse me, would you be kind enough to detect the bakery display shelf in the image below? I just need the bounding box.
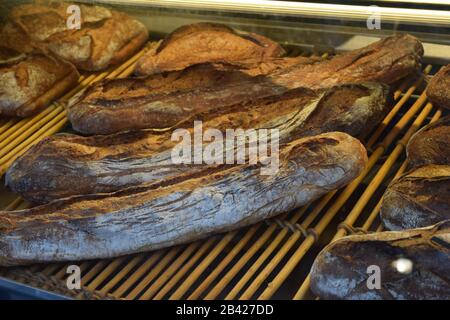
[0,50,444,299]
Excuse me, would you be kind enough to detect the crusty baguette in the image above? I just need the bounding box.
[426,65,450,110]
[0,49,79,117]
[310,220,450,300]
[9,3,148,71]
[0,132,367,266]
[66,56,318,135]
[133,22,286,76]
[68,34,421,135]
[71,56,312,110]
[7,83,388,203]
[380,116,450,230]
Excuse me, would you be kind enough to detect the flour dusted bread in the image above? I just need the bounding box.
[0,132,366,266]
[68,33,420,135]
[9,2,148,71]
[7,83,387,203]
[406,116,450,170]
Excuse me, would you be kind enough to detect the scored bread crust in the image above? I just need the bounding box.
[134,22,286,76]
[0,48,79,117]
[0,132,367,266]
[6,83,388,203]
[68,34,422,135]
[9,3,148,71]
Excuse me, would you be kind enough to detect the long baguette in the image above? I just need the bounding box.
[0,132,367,266]
[68,34,422,135]
[7,83,387,203]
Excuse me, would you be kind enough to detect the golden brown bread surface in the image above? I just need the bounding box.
[134,22,286,75]
[0,132,367,266]
[7,83,388,203]
[69,33,422,135]
[0,34,79,117]
[67,56,314,135]
[9,2,148,71]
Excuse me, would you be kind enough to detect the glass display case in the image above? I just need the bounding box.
[0,0,449,300]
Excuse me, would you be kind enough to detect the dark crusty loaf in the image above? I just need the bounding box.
[381,116,450,230]
[133,22,286,76]
[406,116,450,170]
[0,48,79,117]
[427,65,450,110]
[0,132,367,266]
[71,55,311,109]
[381,165,450,231]
[69,33,421,135]
[310,220,450,300]
[67,56,317,135]
[9,2,148,71]
[7,83,388,203]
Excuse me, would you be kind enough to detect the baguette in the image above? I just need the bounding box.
[427,65,450,110]
[7,83,388,203]
[68,33,422,135]
[0,132,366,266]
[9,3,148,71]
[310,220,450,300]
[133,22,286,76]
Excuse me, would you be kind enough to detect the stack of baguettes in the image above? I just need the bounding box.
[1,2,448,300]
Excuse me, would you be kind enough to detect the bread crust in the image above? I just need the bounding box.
[406,116,450,170]
[0,132,366,266]
[427,65,450,110]
[9,3,148,71]
[0,50,79,117]
[7,83,387,203]
[69,33,421,135]
[134,22,285,76]
[310,220,450,300]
